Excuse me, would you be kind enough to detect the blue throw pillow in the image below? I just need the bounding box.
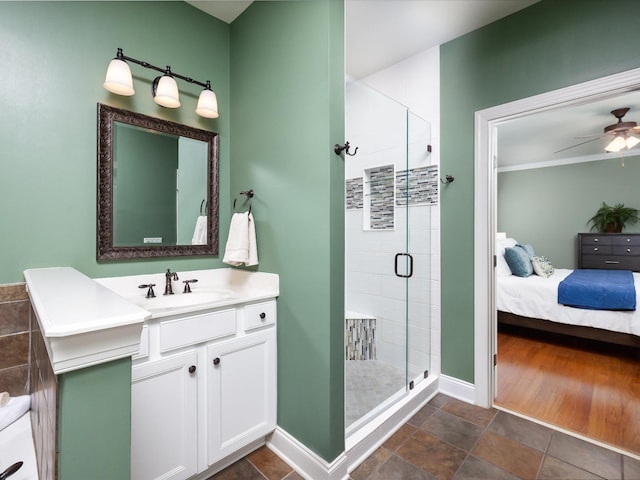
[504,246,533,277]
[516,243,535,258]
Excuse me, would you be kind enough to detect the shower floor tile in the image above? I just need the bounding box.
[345,360,405,427]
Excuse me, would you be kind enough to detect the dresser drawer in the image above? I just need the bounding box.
[581,245,612,255]
[611,235,640,247]
[580,235,613,246]
[160,309,236,352]
[580,255,640,271]
[612,245,640,255]
[244,301,276,331]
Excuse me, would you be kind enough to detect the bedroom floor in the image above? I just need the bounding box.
[495,325,640,456]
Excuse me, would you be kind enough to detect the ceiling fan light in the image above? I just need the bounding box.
[605,135,626,152]
[626,136,640,149]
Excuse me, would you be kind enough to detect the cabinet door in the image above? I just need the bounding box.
[207,329,276,465]
[131,350,198,480]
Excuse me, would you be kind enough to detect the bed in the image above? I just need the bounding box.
[496,236,640,348]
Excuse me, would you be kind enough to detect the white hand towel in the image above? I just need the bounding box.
[223,212,250,266]
[191,215,208,245]
[246,212,259,266]
[0,395,30,432]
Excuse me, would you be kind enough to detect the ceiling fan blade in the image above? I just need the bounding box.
[574,132,606,139]
[554,136,602,154]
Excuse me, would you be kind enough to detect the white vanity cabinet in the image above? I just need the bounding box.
[131,300,277,480]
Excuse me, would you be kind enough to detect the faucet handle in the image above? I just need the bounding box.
[139,283,156,298]
[182,279,198,293]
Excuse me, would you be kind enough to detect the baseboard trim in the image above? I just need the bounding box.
[267,428,349,480]
[438,374,475,404]
[267,376,440,479]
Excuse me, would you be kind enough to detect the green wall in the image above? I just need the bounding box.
[440,0,640,383]
[498,156,640,269]
[230,0,345,462]
[0,1,231,283]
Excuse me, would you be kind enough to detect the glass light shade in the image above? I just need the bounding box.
[103,59,135,96]
[626,135,640,149]
[195,89,219,118]
[605,135,626,152]
[153,75,180,108]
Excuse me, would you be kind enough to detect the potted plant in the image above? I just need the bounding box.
[587,202,640,233]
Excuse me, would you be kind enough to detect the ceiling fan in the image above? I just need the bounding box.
[555,107,640,154]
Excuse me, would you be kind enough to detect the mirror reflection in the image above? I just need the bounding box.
[97,103,219,260]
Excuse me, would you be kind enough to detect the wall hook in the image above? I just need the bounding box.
[334,141,358,157]
[440,174,455,184]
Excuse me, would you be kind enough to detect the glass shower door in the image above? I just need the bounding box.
[345,81,433,432]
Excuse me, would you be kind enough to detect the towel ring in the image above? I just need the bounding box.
[200,199,207,215]
[233,189,254,215]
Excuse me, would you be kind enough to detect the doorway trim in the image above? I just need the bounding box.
[473,67,640,408]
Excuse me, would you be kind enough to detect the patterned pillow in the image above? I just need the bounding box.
[504,246,533,277]
[531,256,554,278]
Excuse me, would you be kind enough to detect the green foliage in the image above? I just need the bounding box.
[587,202,640,233]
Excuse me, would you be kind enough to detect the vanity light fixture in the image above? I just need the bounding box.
[103,48,219,118]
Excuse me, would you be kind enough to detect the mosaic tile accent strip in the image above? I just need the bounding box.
[345,165,439,213]
[345,317,377,360]
[346,177,363,209]
[368,165,395,230]
[396,165,439,206]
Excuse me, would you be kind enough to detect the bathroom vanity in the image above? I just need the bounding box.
[25,267,278,480]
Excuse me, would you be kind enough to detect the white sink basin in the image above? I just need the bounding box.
[130,288,234,311]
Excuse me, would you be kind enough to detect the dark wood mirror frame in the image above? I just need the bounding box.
[97,103,219,260]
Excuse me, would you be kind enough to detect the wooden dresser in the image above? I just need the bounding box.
[578,233,640,271]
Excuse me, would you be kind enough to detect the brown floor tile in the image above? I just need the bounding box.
[537,455,602,480]
[209,458,264,480]
[247,446,293,480]
[420,409,484,452]
[350,447,392,480]
[428,393,451,408]
[369,454,438,480]
[546,431,622,480]
[440,397,497,428]
[488,410,553,452]
[383,423,417,452]
[452,455,520,480]
[471,430,543,479]
[397,429,468,480]
[283,472,304,480]
[407,403,438,427]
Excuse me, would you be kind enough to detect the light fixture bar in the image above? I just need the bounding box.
[114,48,209,89]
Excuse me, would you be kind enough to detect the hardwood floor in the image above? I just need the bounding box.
[495,325,640,456]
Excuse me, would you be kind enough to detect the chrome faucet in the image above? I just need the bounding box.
[164,269,179,295]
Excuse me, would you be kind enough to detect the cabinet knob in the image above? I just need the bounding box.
[627,248,631,253]
[188,365,196,374]
[594,238,599,242]
[260,312,266,320]
[213,357,221,366]
[593,247,598,252]
[627,238,631,242]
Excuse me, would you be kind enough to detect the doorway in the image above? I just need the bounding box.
[474,67,640,452]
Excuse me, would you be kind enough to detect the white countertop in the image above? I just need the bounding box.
[24,267,150,336]
[24,267,279,374]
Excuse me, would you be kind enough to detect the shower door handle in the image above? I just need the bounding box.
[394,253,414,278]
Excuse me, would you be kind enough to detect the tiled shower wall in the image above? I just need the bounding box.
[0,283,30,396]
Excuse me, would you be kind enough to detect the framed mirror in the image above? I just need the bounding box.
[97,103,219,260]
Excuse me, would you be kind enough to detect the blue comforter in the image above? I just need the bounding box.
[558,269,636,311]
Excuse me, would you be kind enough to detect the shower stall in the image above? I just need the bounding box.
[344,80,435,433]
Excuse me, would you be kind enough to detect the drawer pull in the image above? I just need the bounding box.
[628,249,631,253]
[627,238,632,242]
[188,365,196,374]
[593,247,598,252]
[605,261,620,264]
[260,312,266,320]
[213,357,221,366]
[594,238,599,242]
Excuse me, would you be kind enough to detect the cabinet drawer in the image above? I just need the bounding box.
[244,301,276,331]
[160,309,236,352]
[612,245,640,255]
[580,255,640,271]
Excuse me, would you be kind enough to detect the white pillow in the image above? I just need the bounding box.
[496,237,517,276]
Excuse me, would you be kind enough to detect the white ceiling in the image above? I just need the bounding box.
[187,0,640,165]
